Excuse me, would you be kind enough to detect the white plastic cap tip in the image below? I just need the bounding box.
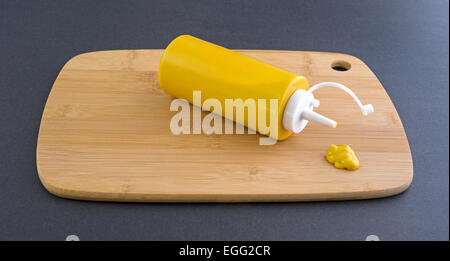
[302,109,337,128]
[362,104,374,116]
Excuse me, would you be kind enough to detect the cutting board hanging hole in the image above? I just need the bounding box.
[332,60,351,71]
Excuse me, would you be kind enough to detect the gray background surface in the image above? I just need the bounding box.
[0,0,448,240]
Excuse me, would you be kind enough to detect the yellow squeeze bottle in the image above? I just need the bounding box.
[158,35,374,140]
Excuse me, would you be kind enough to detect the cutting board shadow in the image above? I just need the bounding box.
[36,49,413,202]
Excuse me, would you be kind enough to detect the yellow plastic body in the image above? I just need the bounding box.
[326,144,360,171]
[158,35,309,140]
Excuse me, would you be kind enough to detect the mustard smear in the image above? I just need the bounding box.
[326,144,359,171]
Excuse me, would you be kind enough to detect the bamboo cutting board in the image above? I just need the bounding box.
[36,49,413,202]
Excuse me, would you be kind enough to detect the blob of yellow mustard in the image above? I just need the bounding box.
[326,144,360,171]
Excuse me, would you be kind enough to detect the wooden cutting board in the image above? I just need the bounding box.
[36,49,413,202]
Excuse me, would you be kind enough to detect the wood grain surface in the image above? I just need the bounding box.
[36,49,413,202]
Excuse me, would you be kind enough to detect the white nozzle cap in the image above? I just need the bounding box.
[283,89,336,133]
[282,82,374,134]
[362,104,374,115]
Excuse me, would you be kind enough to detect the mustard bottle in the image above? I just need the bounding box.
[158,35,373,141]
